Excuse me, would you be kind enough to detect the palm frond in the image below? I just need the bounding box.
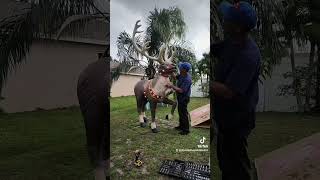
[116,6,187,80]
[55,13,108,40]
[0,11,33,88]
[116,31,142,64]
[210,0,290,80]
[30,0,96,38]
[173,44,200,83]
[146,7,186,48]
[211,0,223,42]
[0,0,108,88]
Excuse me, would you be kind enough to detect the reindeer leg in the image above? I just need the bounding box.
[139,111,147,128]
[142,100,149,124]
[143,110,149,123]
[163,98,177,120]
[150,101,159,133]
[136,93,148,127]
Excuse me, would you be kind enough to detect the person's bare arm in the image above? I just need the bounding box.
[166,84,183,93]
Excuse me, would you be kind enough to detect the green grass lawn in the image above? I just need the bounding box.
[0,96,319,180]
[0,107,94,180]
[110,96,210,179]
[212,112,320,179]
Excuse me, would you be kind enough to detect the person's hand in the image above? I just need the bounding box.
[171,73,177,80]
[166,83,173,88]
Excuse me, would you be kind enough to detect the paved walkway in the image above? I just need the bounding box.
[255,133,320,180]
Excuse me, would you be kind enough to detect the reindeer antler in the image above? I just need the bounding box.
[132,20,165,64]
[164,45,176,64]
[132,20,176,65]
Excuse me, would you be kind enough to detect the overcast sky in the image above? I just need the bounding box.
[110,0,210,61]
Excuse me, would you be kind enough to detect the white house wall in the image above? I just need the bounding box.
[257,53,310,112]
[1,40,106,113]
[191,78,208,97]
[111,75,207,98]
[111,74,144,97]
[1,40,311,113]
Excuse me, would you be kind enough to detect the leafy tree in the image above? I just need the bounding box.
[315,46,320,111]
[144,7,186,79]
[0,0,109,94]
[278,65,317,99]
[305,41,316,111]
[116,31,141,65]
[173,45,199,84]
[197,53,210,96]
[116,7,191,80]
[209,0,295,146]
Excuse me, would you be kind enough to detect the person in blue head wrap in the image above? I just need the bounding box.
[211,1,261,180]
[166,62,192,135]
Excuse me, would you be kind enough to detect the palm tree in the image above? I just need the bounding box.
[211,0,295,78]
[211,0,315,113]
[197,53,210,97]
[115,31,145,79]
[116,31,141,65]
[209,0,300,150]
[145,7,186,53]
[197,58,205,96]
[173,44,199,82]
[145,7,186,79]
[116,6,186,79]
[316,46,320,110]
[0,0,109,94]
[284,0,311,112]
[305,41,316,111]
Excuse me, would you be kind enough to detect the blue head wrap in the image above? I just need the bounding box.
[219,1,257,30]
[178,62,192,72]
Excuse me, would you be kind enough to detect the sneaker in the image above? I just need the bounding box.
[152,128,160,133]
[140,122,147,128]
[143,117,149,123]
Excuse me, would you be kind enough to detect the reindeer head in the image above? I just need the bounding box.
[132,20,177,76]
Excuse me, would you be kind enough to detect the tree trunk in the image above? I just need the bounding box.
[210,1,223,164]
[173,78,177,101]
[289,39,303,113]
[305,41,316,112]
[146,60,155,80]
[200,72,205,96]
[0,80,3,100]
[316,45,320,110]
[206,74,209,96]
[210,55,217,146]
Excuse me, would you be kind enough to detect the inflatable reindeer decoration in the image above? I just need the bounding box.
[132,20,178,133]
